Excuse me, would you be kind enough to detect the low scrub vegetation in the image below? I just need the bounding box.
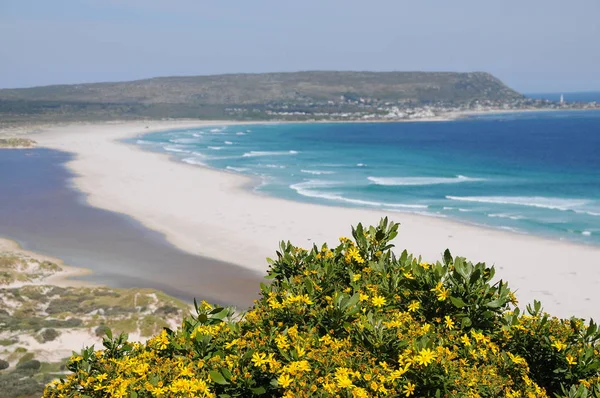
[44,219,600,397]
[0,137,36,148]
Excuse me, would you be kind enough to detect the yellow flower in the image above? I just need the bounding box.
[345,245,365,264]
[275,334,290,350]
[444,316,455,330]
[460,334,471,346]
[403,382,416,397]
[336,376,353,389]
[371,295,386,308]
[415,348,436,366]
[437,287,449,301]
[352,274,361,282]
[552,340,567,352]
[359,293,369,302]
[251,352,268,367]
[408,301,420,312]
[295,345,306,358]
[225,338,239,350]
[156,330,169,350]
[403,272,415,279]
[278,373,293,388]
[566,354,577,366]
[419,262,430,269]
[96,373,108,382]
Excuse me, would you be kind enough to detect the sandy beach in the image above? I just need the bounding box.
[20,120,600,320]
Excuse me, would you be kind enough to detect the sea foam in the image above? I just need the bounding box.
[446,196,589,211]
[163,146,191,154]
[368,175,483,186]
[300,169,335,175]
[182,157,206,166]
[226,166,249,173]
[290,180,426,209]
[242,150,298,158]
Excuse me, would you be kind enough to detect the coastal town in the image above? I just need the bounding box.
[227,95,600,121]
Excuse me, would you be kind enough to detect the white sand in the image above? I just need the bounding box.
[27,120,600,321]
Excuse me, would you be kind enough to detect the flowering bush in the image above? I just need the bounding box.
[43,219,600,397]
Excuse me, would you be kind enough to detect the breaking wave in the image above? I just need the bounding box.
[446,196,589,211]
[226,166,249,172]
[368,175,484,186]
[242,150,298,157]
[300,169,335,175]
[290,180,427,209]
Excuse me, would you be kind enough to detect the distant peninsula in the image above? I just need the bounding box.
[0,71,598,124]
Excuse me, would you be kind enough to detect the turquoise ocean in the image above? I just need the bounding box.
[132,109,600,246]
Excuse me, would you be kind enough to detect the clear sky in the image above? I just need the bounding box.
[1,0,598,93]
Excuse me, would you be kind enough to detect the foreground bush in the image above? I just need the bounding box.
[44,219,600,397]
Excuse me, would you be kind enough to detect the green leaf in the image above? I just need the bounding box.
[450,296,467,308]
[211,309,230,321]
[209,370,229,385]
[461,317,472,328]
[485,298,506,309]
[130,392,138,398]
[251,386,267,395]
[342,293,360,311]
[443,249,453,266]
[221,367,233,380]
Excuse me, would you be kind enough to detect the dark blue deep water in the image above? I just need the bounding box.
[137,110,600,245]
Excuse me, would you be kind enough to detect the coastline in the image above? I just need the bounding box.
[0,237,93,288]
[14,119,600,321]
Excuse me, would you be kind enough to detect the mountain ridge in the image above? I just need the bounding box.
[0,71,524,121]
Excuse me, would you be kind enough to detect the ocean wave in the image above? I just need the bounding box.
[163,146,191,154]
[226,166,249,172]
[208,146,222,150]
[236,132,246,136]
[209,128,223,133]
[356,163,367,167]
[224,141,233,145]
[300,169,335,175]
[192,133,203,137]
[169,138,201,144]
[136,140,155,145]
[488,213,525,220]
[446,196,589,211]
[368,175,484,186]
[242,150,299,158]
[182,157,206,166]
[574,209,600,217]
[582,231,592,236]
[289,180,427,209]
[498,226,522,233]
[259,164,287,169]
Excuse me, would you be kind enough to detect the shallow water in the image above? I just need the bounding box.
[0,148,262,308]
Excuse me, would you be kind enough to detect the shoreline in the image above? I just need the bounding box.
[12,119,600,320]
[0,237,93,288]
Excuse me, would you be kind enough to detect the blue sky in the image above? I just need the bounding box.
[0,0,598,92]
